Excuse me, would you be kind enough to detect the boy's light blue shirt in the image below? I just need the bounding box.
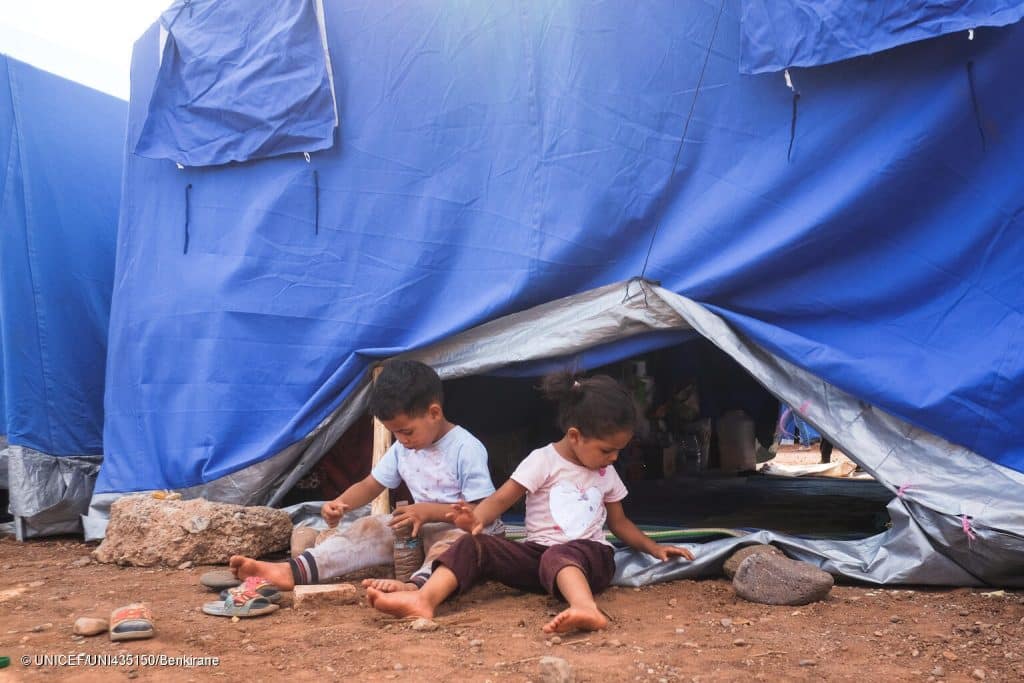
[371,425,495,504]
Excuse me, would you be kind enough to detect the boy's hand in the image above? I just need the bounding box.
[389,503,427,537]
[649,544,695,562]
[321,499,351,528]
[446,501,483,535]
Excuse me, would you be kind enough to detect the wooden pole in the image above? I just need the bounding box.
[370,366,392,516]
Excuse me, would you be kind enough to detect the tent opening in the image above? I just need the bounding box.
[283,336,894,542]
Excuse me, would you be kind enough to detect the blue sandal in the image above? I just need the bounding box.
[202,586,279,618]
[218,576,282,603]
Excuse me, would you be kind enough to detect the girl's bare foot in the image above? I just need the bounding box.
[361,578,417,593]
[365,587,435,619]
[228,555,295,590]
[542,606,608,633]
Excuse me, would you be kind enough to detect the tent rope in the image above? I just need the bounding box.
[786,69,801,162]
[637,0,726,284]
[313,169,320,235]
[965,61,987,151]
[183,183,192,255]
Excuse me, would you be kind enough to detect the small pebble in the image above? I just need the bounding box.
[720,618,733,628]
[469,639,484,648]
[178,561,194,570]
[394,663,405,671]
[550,636,562,645]
[410,618,439,632]
[890,615,901,623]
[798,659,817,667]
[971,670,985,681]
[72,617,108,637]
[942,651,958,661]
[667,598,677,607]
[733,639,747,647]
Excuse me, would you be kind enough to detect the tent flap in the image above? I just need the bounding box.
[134,0,337,167]
[740,0,1024,74]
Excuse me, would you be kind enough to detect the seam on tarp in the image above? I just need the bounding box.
[519,0,544,289]
[6,63,57,450]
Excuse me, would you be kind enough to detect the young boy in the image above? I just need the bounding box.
[230,359,498,589]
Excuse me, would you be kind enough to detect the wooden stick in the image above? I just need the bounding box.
[370,366,392,516]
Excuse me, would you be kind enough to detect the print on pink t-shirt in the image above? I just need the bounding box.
[511,443,628,547]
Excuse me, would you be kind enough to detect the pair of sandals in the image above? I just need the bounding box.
[201,575,282,618]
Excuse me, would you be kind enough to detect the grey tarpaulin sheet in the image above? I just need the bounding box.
[84,281,1024,585]
[4,445,101,540]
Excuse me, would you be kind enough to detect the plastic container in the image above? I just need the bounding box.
[392,500,424,582]
[716,410,757,473]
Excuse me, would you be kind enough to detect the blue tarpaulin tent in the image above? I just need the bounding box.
[0,55,126,537]
[9,0,1024,584]
[103,0,1024,493]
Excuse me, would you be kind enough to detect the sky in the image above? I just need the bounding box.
[0,0,171,100]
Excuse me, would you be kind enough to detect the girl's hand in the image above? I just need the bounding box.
[650,544,694,562]
[321,499,351,528]
[446,501,483,535]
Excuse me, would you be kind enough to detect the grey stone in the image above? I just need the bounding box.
[93,495,292,567]
[538,656,574,683]
[732,553,834,606]
[722,544,785,579]
[70,556,93,568]
[73,617,108,636]
[410,618,439,632]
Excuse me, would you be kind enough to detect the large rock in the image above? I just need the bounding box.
[732,552,834,606]
[722,544,785,579]
[93,495,292,567]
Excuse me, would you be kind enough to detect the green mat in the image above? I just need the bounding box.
[504,525,744,544]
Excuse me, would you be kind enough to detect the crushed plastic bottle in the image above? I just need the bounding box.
[392,501,424,583]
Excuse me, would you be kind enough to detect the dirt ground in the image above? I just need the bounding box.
[2,447,1021,682]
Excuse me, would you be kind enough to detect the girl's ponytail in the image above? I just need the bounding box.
[539,370,584,405]
[540,371,635,438]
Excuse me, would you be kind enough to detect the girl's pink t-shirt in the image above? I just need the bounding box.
[511,443,629,547]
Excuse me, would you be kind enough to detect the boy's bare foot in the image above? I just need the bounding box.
[361,578,417,593]
[542,606,608,634]
[228,555,295,590]
[365,587,435,619]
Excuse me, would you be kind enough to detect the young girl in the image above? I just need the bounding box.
[366,371,695,633]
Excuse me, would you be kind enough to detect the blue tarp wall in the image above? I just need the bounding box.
[0,56,125,457]
[99,0,1024,495]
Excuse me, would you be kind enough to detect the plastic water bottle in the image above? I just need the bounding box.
[392,501,424,583]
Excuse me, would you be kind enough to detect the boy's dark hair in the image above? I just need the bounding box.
[540,370,635,438]
[367,360,444,420]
